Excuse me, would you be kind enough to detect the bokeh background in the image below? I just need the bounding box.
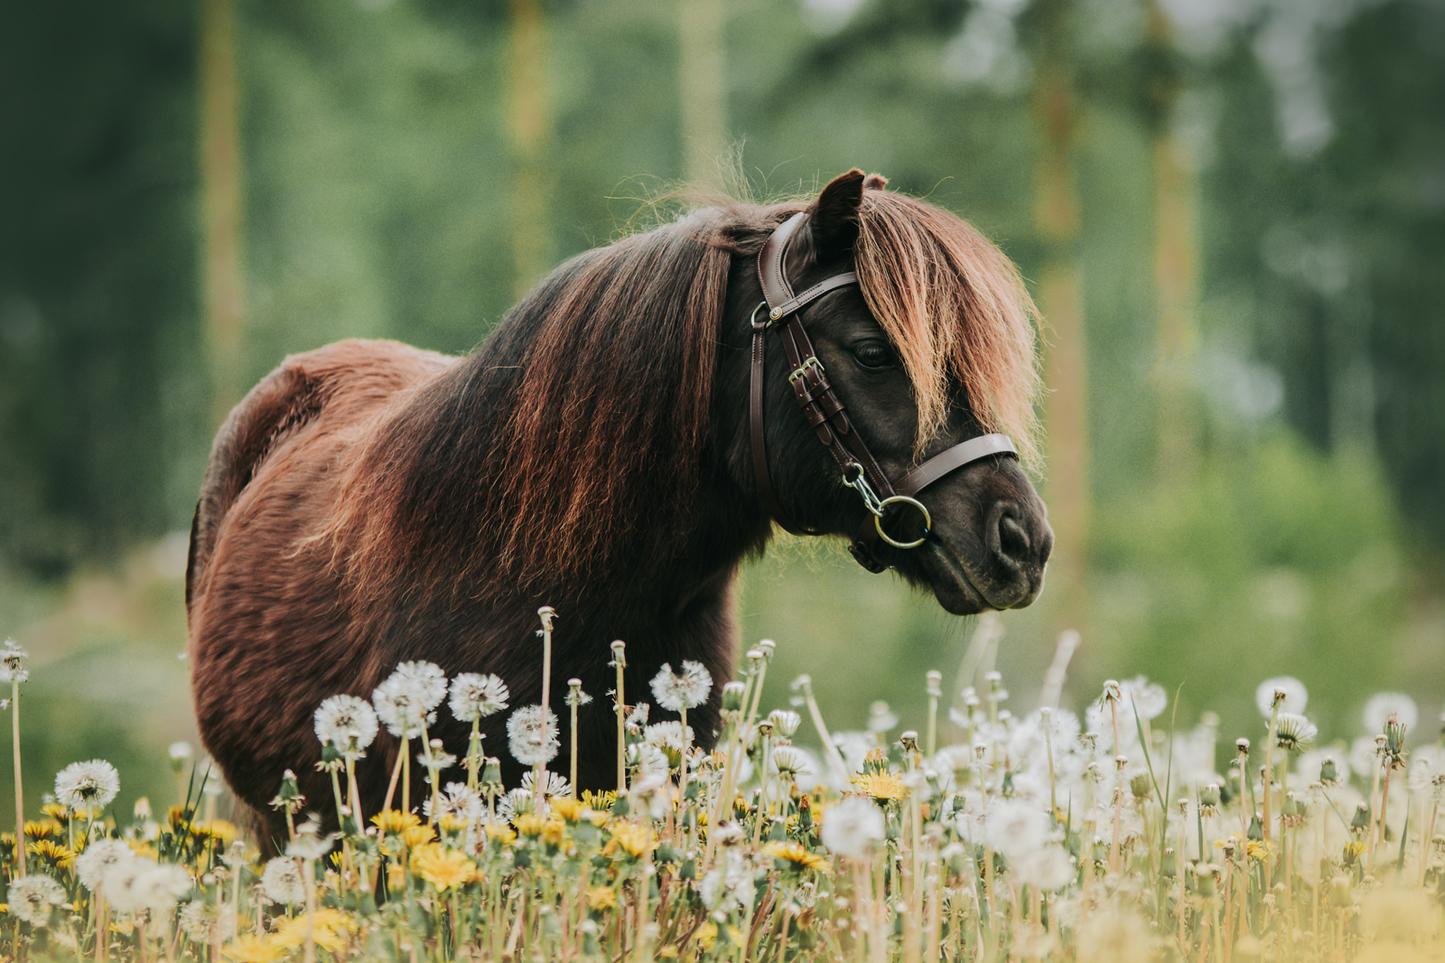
[1,0,1441,823]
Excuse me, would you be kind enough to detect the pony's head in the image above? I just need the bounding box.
[723,170,1053,612]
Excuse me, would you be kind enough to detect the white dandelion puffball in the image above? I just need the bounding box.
[1121,677,1168,721]
[521,768,571,799]
[373,662,448,738]
[391,660,448,709]
[6,874,65,927]
[821,795,886,860]
[449,672,509,722]
[1362,692,1418,733]
[650,660,713,712]
[124,862,193,913]
[260,856,307,906]
[507,704,560,767]
[101,856,184,915]
[314,694,379,759]
[0,639,29,685]
[1256,676,1308,717]
[75,838,138,892]
[54,759,120,811]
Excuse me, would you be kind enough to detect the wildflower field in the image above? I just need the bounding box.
[1,613,1442,963]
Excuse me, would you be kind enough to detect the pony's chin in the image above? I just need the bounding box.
[914,537,1045,614]
[913,541,993,615]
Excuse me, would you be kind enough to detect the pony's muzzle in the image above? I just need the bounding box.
[984,500,1053,604]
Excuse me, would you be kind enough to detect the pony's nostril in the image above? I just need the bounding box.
[986,501,1031,572]
[999,514,1030,560]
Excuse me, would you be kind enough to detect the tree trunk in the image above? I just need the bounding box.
[199,0,244,426]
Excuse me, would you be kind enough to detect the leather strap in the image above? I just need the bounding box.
[897,434,1016,497]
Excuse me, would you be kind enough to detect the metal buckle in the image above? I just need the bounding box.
[842,463,884,516]
[787,357,823,385]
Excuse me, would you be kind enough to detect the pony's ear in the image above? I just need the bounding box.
[811,169,867,255]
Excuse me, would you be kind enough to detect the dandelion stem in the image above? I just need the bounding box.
[537,606,556,812]
[11,675,23,878]
[612,640,628,794]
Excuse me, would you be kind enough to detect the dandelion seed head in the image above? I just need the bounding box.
[520,769,571,800]
[506,704,560,767]
[373,664,445,738]
[982,798,1055,859]
[1256,676,1309,717]
[313,694,379,759]
[76,838,137,891]
[1121,677,1167,721]
[54,759,120,811]
[1273,712,1318,755]
[123,861,192,913]
[1362,692,1418,734]
[643,720,694,753]
[771,746,813,780]
[448,673,509,722]
[0,639,29,685]
[6,873,65,927]
[820,795,886,860]
[767,709,803,741]
[260,856,307,906]
[649,660,713,712]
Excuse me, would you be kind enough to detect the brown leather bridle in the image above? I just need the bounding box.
[749,211,1019,573]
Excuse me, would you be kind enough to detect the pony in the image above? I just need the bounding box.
[185,170,1053,844]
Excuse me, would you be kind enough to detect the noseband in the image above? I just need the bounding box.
[749,211,1019,573]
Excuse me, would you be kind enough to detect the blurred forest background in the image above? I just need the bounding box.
[0,0,1442,821]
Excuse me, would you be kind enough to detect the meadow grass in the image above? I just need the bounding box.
[0,617,1442,963]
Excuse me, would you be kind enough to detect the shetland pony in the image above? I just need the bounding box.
[186,170,1052,842]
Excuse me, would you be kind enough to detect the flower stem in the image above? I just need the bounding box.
[12,676,23,878]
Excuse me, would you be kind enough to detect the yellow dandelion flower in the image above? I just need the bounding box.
[760,840,832,874]
[550,797,586,822]
[128,840,160,861]
[514,813,547,837]
[270,908,356,954]
[400,824,436,849]
[386,863,407,891]
[588,885,617,912]
[1244,840,1272,862]
[436,814,469,836]
[1342,840,1366,866]
[27,838,76,870]
[696,921,744,950]
[39,803,69,822]
[222,934,286,963]
[540,819,566,848]
[23,820,58,840]
[195,819,238,845]
[605,821,655,859]
[850,772,909,801]
[484,823,517,847]
[409,843,479,892]
[579,789,616,812]
[371,809,421,835]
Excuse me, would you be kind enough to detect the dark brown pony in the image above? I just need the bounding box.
[186,170,1052,843]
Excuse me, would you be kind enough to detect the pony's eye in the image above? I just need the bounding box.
[852,340,897,370]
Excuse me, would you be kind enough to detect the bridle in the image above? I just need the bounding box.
[749,211,1019,573]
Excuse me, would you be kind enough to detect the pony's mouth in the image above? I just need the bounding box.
[917,531,1042,615]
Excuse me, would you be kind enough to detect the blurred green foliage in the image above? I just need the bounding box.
[0,0,1441,827]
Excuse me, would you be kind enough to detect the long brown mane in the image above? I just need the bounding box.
[315,186,1041,597]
